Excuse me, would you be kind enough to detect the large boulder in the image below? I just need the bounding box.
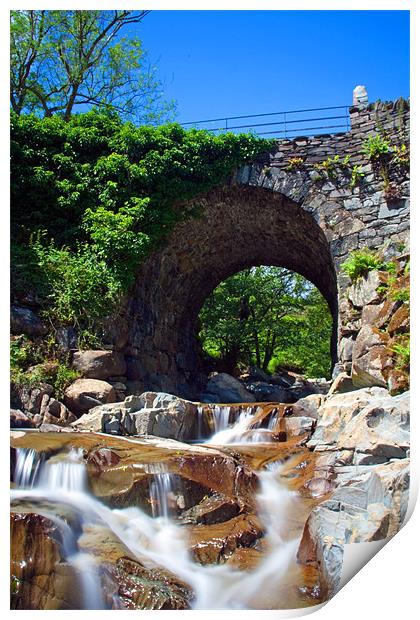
[73,392,198,441]
[307,387,409,464]
[202,373,255,403]
[243,381,290,402]
[351,325,391,388]
[72,350,126,380]
[298,458,410,599]
[287,393,325,420]
[64,379,116,415]
[10,306,47,337]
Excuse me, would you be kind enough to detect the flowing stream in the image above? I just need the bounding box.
[11,410,310,610]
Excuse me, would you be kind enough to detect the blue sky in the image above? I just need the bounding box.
[135,10,409,125]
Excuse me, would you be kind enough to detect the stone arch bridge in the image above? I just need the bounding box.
[115,99,409,398]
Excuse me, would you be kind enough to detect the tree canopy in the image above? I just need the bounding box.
[198,266,333,378]
[10,10,174,123]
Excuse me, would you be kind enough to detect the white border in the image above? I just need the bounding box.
[1,2,417,619]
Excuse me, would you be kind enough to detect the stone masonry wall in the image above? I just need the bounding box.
[118,98,410,398]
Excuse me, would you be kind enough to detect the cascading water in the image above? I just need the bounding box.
[147,463,178,519]
[14,448,44,488]
[38,448,87,492]
[207,406,273,445]
[212,405,231,433]
[11,446,299,610]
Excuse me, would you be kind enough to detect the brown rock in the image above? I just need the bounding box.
[72,350,126,380]
[387,304,409,335]
[64,379,116,415]
[10,512,79,609]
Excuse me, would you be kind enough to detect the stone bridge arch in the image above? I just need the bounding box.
[122,99,409,398]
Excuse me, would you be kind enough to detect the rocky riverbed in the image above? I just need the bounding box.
[10,382,409,610]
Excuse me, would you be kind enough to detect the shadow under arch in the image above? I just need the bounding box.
[128,185,338,398]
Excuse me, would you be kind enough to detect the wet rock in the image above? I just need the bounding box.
[72,350,126,380]
[64,379,116,416]
[347,270,383,308]
[203,373,255,403]
[10,512,79,609]
[11,306,47,337]
[179,492,240,525]
[189,513,263,565]
[77,525,193,610]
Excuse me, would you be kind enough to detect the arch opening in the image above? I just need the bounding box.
[197,265,334,382]
[129,185,338,398]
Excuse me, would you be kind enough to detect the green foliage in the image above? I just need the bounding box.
[341,250,385,281]
[286,157,305,171]
[11,111,273,327]
[391,287,409,303]
[362,135,390,160]
[199,267,332,378]
[30,236,123,326]
[350,164,365,188]
[391,143,409,166]
[10,334,80,398]
[314,154,351,178]
[392,340,410,371]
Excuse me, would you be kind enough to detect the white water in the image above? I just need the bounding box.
[11,447,298,609]
[149,472,177,519]
[14,448,43,488]
[207,407,274,445]
[212,405,231,432]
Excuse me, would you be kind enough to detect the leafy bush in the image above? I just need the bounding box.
[341,250,385,281]
[362,135,390,160]
[11,111,273,328]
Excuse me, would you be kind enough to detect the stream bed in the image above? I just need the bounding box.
[10,404,329,610]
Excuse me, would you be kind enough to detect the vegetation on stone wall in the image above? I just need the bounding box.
[11,111,273,330]
[198,267,333,378]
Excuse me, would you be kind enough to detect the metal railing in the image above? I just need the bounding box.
[182,105,351,138]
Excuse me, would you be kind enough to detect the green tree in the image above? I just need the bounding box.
[10,10,174,123]
[198,267,332,377]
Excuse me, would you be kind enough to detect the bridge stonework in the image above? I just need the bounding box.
[120,99,409,398]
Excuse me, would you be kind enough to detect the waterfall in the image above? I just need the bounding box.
[68,552,106,610]
[38,448,87,492]
[207,407,273,445]
[11,447,299,610]
[212,405,231,432]
[268,408,280,430]
[149,473,176,519]
[14,448,44,488]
